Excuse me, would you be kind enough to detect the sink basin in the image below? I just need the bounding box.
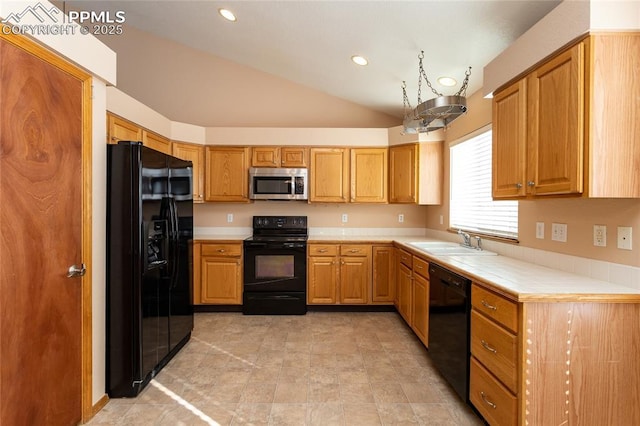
[408,241,497,256]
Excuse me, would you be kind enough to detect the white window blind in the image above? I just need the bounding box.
[450,129,518,239]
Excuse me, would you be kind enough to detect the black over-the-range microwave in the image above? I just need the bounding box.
[248,167,308,200]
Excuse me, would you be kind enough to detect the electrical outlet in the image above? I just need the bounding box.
[341,213,348,223]
[593,225,606,247]
[617,226,632,250]
[227,213,233,223]
[536,222,545,239]
[398,214,404,223]
[551,223,567,242]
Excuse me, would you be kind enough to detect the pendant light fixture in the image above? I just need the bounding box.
[402,51,471,134]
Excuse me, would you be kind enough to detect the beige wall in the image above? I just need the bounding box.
[424,88,640,268]
[195,202,428,230]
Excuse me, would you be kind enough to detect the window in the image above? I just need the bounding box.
[450,128,518,239]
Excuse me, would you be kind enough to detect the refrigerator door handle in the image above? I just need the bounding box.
[169,197,180,288]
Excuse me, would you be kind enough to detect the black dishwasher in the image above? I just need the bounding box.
[428,263,471,402]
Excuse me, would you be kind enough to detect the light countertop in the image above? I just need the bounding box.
[194,232,640,303]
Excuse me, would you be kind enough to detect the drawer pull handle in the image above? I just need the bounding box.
[218,249,226,253]
[416,265,423,269]
[349,249,359,253]
[481,300,497,311]
[318,249,327,253]
[481,340,498,354]
[480,392,497,409]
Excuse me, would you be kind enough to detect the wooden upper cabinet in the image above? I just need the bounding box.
[527,42,584,196]
[493,34,640,199]
[172,142,205,203]
[251,147,280,167]
[107,113,141,144]
[389,144,416,203]
[492,79,527,198]
[205,146,250,202]
[350,148,388,203]
[389,143,442,205]
[142,130,171,155]
[251,147,308,168]
[309,148,350,202]
[281,147,308,168]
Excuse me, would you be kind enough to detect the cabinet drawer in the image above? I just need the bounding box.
[308,245,338,256]
[201,243,242,257]
[470,357,517,426]
[398,249,412,268]
[340,245,371,257]
[472,284,518,332]
[412,256,429,278]
[471,310,517,393]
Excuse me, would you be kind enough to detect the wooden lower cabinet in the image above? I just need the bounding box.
[470,357,518,426]
[194,242,242,304]
[307,244,371,305]
[372,245,395,304]
[394,248,430,347]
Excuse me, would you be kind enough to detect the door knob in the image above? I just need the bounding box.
[67,264,86,278]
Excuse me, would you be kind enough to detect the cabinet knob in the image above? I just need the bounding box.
[515,183,523,189]
[527,181,535,187]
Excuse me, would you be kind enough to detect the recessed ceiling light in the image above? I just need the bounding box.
[218,8,237,22]
[351,55,368,66]
[438,76,457,87]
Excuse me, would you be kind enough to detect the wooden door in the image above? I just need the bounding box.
[372,246,395,304]
[350,148,388,203]
[307,256,338,304]
[492,79,527,198]
[205,146,250,202]
[281,147,307,168]
[527,42,584,196]
[172,142,205,202]
[411,273,429,346]
[389,144,417,203]
[396,263,413,323]
[1,35,91,424]
[339,256,370,304]
[251,147,279,167]
[200,256,242,304]
[142,130,171,154]
[309,148,349,202]
[107,113,141,144]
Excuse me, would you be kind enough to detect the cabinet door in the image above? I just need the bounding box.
[527,42,584,196]
[397,262,412,323]
[389,144,417,203]
[200,256,242,304]
[309,148,349,202]
[350,148,388,203]
[493,79,527,198]
[205,147,250,202]
[107,113,141,145]
[252,147,279,167]
[281,147,308,168]
[339,255,370,304]
[372,246,394,304]
[172,142,205,202]
[411,273,429,346]
[307,256,338,304]
[142,130,171,155]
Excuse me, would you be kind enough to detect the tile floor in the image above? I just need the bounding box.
[88,312,483,425]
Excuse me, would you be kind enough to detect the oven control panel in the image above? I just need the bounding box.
[253,216,307,230]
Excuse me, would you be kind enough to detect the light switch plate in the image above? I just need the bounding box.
[341,213,348,223]
[536,222,545,239]
[227,213,233,223]
[398,214,404,223]
[617,226,632,250]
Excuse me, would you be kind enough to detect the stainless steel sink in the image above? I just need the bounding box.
[408,241,497,256]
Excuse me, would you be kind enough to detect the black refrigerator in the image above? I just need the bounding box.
[106,142,193,398]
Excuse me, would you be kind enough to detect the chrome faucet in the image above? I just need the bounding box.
[458,229,472,248]
[474,236,483,251]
